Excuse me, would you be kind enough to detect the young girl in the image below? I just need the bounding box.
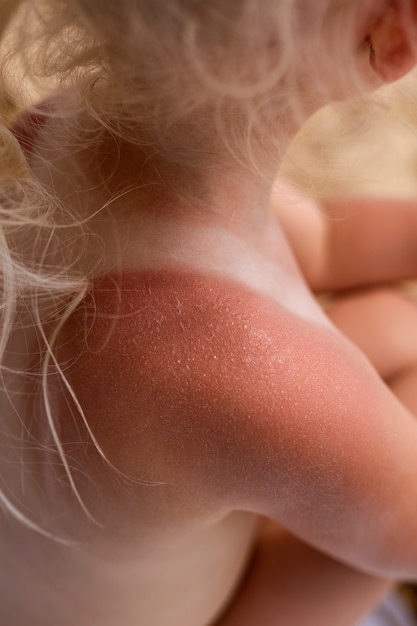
[2,1,417,625]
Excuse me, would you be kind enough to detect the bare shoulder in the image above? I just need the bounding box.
[57,268,334,505]
[57,268,417,555]
[57,268,379,488]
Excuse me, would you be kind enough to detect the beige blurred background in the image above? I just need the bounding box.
[282,72,417,199]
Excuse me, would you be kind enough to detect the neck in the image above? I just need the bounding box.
[89,124,296,224]
[63,91,306,232]
[105,146,278,228]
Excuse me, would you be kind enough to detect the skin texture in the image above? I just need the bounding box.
[59,266,417,578]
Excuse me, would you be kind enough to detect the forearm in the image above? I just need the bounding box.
[271,183,417,293]
[216,519,391,626]
[318,197,417,292]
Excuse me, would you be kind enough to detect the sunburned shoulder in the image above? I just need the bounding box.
[57,268,377,518]
[62,267,339,411]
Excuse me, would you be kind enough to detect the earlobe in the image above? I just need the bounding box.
[365,1,417,83]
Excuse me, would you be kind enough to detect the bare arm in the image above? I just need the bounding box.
[216,520,391,626]
[270,182,417,292]
[214,301,417,581]
[61,271,417,579]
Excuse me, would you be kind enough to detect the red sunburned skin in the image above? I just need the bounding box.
[42,252,415,616]
[62,267,273,409]
[57,266,351,514]
[57,267,303,501]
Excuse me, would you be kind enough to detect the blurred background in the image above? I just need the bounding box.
[281,73,417,199]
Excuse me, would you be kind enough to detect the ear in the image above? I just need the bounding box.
[360,1,417,83]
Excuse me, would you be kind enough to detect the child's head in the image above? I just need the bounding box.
[0,1,415,173]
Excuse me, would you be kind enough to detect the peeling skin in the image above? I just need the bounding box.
[58,267,326,513]
[58,267,361,517]
[56,265,417,583]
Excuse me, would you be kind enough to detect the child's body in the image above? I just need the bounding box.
[3,1,417,625]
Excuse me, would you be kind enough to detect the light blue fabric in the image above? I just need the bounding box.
[357,594,415,626]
